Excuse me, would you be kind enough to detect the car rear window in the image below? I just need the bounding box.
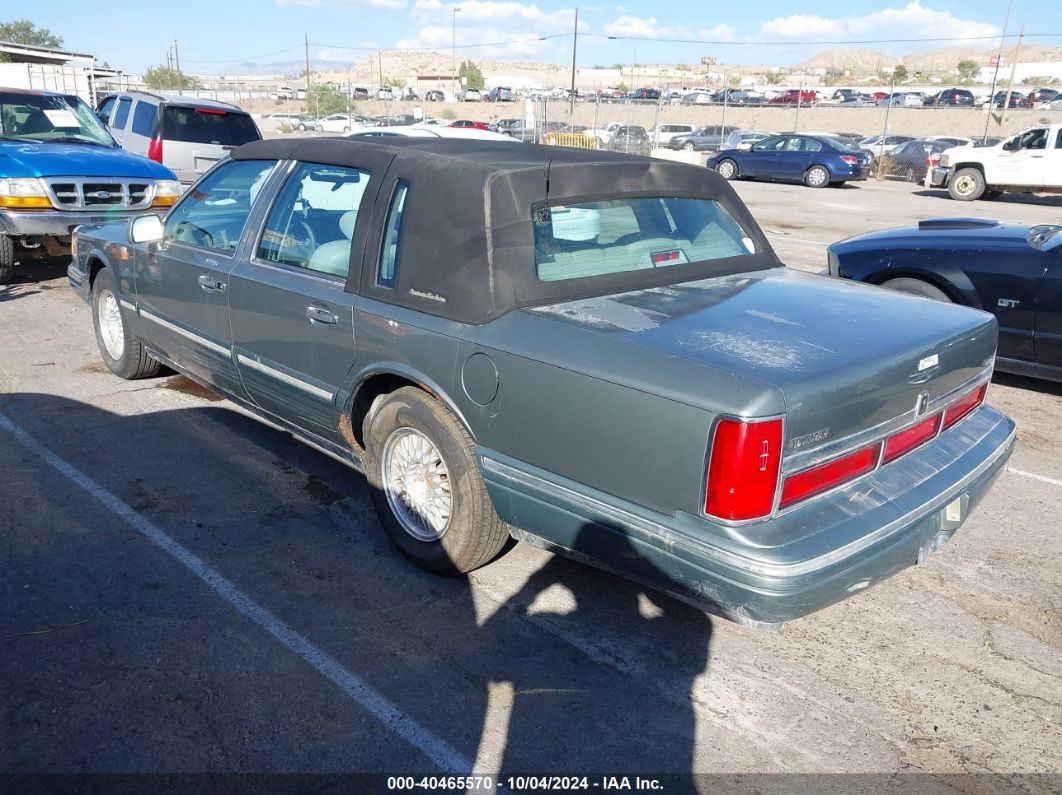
[161,106,261,145]
[534,197,756,282]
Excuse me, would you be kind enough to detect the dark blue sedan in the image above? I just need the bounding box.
[708,134,872,188]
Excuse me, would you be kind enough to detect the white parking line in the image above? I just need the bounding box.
[0,409,471,775]
[1008,467,1062,488]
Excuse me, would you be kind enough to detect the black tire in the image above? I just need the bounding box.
[904,167,916,182]
[363,387,509,574]
[0,234,14,285]
[343,126,350,133]
[715,159,738,180]
[90,268,162,379]
[805,164,830,188]
[682,141,695,151]
[297,123,306,131]
[879,277,951,303]
[948,167,985,201]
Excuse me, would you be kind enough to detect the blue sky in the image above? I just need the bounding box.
[18,0,1060,74]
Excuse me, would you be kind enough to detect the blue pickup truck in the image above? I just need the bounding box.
[0,87,179,284]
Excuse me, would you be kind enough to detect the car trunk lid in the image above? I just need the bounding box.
[524,268,997,457]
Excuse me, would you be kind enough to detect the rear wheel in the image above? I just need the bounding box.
[879,277,951,303]
[363,387,509,574]
[0,235,14,285]
[948,167,985,201]
[91,268,162,379]
[904,166,916,182]
[805,165,830,188]
[715,159,738,180]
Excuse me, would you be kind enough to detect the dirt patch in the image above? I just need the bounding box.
[158,375,223,402]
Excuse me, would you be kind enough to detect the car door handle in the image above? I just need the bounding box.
[198,274,225,292]
[306,306,337,325]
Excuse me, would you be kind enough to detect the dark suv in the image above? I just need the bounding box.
[927,88,975,107]
[628,88,661,102]
[608,125,650,154]
[486,86,514,102]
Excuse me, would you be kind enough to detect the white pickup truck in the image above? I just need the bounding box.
[929,124,1062,200]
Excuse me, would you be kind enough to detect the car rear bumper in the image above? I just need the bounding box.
[480,406,1015,628]
[0,208,158,238]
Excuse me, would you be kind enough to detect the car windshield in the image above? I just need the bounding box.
[533,196,756,282]
[0,91,113,146]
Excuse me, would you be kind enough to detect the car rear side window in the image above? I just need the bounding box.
[377,181,408,288]
[164,159,275,253]
[257,163,370,280]
[534,197,756,282]
[162,106,260,145]
[131,101,157,136]
[112,97,132,129]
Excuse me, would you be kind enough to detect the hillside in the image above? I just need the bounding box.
[796,49,898,73]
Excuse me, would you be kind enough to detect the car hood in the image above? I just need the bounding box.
[0,141,175,179]
[524,268,996,454]
[830,219,1035,252]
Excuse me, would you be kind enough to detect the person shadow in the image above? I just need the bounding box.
[471,521,713,779]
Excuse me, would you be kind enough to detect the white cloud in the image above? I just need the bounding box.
[757,1,997,42]
[602,15,734,41]
[398,1,584,56]
[277,0,407,10]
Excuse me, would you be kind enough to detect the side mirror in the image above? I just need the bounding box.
[1002,138,1020,151]
[129,214,164,244]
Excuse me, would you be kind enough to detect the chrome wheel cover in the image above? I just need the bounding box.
[953,174,977,196]
[382,427,452,542]
[97,289,125,360]
[808,167,828,186]
[717,161,736,179]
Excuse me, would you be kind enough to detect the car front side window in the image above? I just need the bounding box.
[164,159,276,253]
[257,162,370,280]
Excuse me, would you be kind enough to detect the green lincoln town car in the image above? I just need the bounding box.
[68,138,1016,628]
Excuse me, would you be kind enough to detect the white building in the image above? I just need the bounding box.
[0,40,132,105]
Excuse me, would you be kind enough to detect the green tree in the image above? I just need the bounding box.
[459,59,484,91]
[957,59,980,82]
[765,72,783,85]
[306,83,349,115]
[142,65,200,91]
[0,19,63,61]
[675,63,691,72]
[892,64,908,82]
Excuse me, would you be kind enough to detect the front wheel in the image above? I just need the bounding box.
[682,141,695,151]
[91,268,161,379]
[715,159,738,180]
[948,167,985,201]
[879,277,951,303]
[805,165,830,188]
[297,123,306,131]
[0,234,14,285]
[363,387,509,574]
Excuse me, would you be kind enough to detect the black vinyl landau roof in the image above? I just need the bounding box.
[232,137,781,324]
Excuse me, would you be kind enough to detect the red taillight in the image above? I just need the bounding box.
[196,107,226,115]
[147,137,163,163]
[651,250,681,264]
[943,383,987,430]
[780,443,881,509]
[883,412,942,464]
[840,155,858,165]
[705,417,783,521]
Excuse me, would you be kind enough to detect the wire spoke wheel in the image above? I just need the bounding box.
[382,427,453,542]
[97,289,125,360]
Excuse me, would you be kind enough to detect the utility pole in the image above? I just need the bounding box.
[173,40,182,95]
[1000,25,1024,128]
[378,49,384,94]
[166,47,173,91]
[451,7,461,100]
[878,69,897,180]
[304,34,311,98]
[983,0,1013,142]
[569,8,579,115]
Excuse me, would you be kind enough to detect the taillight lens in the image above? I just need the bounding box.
[840,155,859,165]
[147,137,163,163]
[780,443,881,509]
[883,412,942,464]
[943,383,987,430]
[705,418,783,521]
